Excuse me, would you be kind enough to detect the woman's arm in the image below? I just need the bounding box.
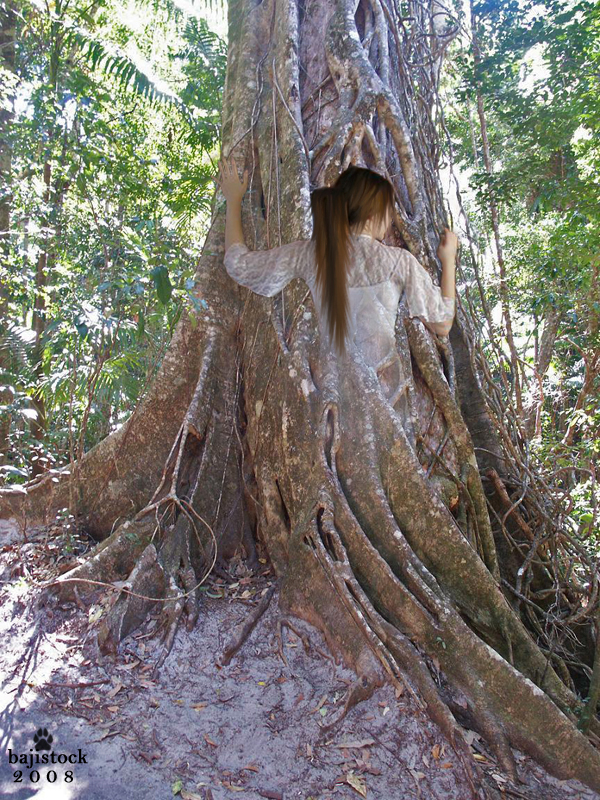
[225,197,245,251]
[396,229,458,337]
[216,155,311,297]
[426,259,456,336]
[432,229,458,336]
[216,155,248,251]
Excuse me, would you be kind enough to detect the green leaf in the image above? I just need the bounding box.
[151,265,173,305]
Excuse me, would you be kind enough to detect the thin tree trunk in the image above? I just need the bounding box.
[469,0,524,423]
[523,305,561,440]
[0,2,16,467]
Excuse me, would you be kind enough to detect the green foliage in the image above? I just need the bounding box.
[440,0,600,551]
[0,0,225,483]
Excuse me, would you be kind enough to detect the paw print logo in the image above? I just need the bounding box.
[33,728,53,752]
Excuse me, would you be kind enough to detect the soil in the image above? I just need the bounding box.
[0,517,598,800]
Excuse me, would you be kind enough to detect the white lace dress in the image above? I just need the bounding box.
[223,234,455,407]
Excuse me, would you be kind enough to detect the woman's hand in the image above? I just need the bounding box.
[216,155,248,203]
[437,228,459,262]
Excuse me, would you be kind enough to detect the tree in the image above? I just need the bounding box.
[2,0,600,795]
[0,2,16,464]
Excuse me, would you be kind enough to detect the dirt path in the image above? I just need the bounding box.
[0,519,597,800]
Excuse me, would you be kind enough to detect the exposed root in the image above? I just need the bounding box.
[151,573,186,674]
[97,540,166,656]
[318,672,380,732]
[219,584,276,666]
[269,345,600,794]
[46,516,156,603]
[181,562,200,631]
[468,683,520,784]
[308,484,486,799]
[276,615,313,668]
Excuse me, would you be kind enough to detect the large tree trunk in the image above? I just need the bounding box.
[2,0,600,795]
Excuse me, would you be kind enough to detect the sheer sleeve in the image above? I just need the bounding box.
[395,249,455,324]
[223,240,312,298]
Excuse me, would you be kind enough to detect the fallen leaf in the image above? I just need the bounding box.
[431,744,441,760]
[181,790,205,800]
[472,753,487,762]
[88,605,103,624]
[204,734,218,747]
[118,661,140,670]
[441,762,454,769]
[241,764,259,773]
[462,729,478,745]
[409,769,426,781]
[332,739,375,749]
[422,754,429,767]
[139,750,161,764]
[107,705,119,712]
[107,682,124,698]
[345,771,367,797]
[92,727,122,742]
[191,702,207,710]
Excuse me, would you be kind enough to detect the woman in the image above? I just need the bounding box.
[216,157,458,388]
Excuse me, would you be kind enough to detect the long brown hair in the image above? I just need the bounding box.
[310,166,396,357]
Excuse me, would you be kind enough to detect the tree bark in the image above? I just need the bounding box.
[2,0,600,794]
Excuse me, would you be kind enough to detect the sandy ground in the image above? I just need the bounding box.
[0,518,598,800]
